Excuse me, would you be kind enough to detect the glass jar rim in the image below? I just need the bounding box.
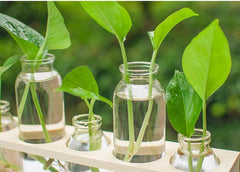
[179,128,211,142]
[72,114,102,127]
[119,61,159,76]
[0,100,10,112]
[20,53,55,65]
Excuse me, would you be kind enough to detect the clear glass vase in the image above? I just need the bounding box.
[66,114,109,172]
[113,61,166,163]
[170,129,219,171]
[0,100,22,172]
[15,54,65,143]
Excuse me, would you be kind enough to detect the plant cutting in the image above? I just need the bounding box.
[80,1,198,162]
[0,1,70,171]
[57,66,112,172]
[0,55,21,172]
[0,1,70,143]
[167,19,231,171]
[0,55,19,131]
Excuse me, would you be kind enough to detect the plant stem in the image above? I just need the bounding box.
[123,50,158,162]
[30,155,58,172]
[17,83,30,125]
[89,99,96,122]
[117,39,135,161]
[43,158,54,170]
[202,101,207,137]
[118,39,128,78]
[195,147,205,172]
[30,83,58,169]
[88,99,96,137]
[83,98,90,108]
[17,82,30,141]
[124,99,154,162]
[135,100,153,145]
[88,99,100,172]
[195,101,207,172]
[149,50,157,95]
[187,141,194,172]
[123,100,135,161]
[30,83,52,143]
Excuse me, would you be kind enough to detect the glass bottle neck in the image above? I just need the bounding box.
[0,100,16,131]
[178,129,211,156]
[20,54,55,73]
[119,61,159,84]
[72,114,102,132]
[0,100,10,115]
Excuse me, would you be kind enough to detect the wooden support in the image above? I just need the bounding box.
[0,126,239,172]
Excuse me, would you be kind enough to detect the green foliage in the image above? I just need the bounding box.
[0,13,44,59]
[148,7,198,52]
[0,2,72,166]
[0,55,20,76]
[0,1,239,150]
[0,2,71,60]
[81,3,199,162]
[182,19,231,101]
[57,66,112,107]
[80,1,132,42]
[166,70,202,137]
[42,1,71,52]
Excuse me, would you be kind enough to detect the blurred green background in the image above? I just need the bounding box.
[0,1,240,151]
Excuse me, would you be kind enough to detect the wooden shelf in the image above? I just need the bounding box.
[0,126,239,172]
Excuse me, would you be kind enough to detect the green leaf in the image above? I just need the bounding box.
[0,55,20,76]
[42,1,71,51]
[0,13,44,59]
[166,70,202,137]
[57,66,112,107]
[80,1,132,42]
[182,19,231,101]
[58,66,98,95]
[148,8,198,52]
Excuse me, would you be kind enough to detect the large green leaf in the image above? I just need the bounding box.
[80,1,132,42]
[182,19,231,100]
[42,1,71,51]
[57,66,112,107]
[0,13,44,59]
[0,55,20,76]
[148,8,198,51]
[166,70,202,137]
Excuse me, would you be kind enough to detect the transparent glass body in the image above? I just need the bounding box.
[113,62,166,163]
[0,100,22,172]
[67,114,109,172]
[15,54,65,143]
[170,129,220,171]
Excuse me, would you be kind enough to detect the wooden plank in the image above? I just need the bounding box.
[0,126,239,172]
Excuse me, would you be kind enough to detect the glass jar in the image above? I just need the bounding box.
[170,129,219,171]
[113,61,166,163]
[0,100,22,172]
[15,54,65,143]
[66,114,109,172]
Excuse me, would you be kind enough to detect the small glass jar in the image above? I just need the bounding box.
[67,114,109,172]
[15,54,65,143]
[113,61,166,163]
[0,100,22,172]
[170,129,219,171]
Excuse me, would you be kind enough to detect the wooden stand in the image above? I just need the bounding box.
[0,126,239,172]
